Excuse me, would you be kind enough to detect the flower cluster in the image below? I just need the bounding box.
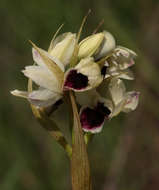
[11,25,139,134]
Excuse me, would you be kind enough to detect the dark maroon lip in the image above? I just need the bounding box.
[80,107,105,131]
[80,103,111,132]
[64,69,88,90]
[95,102,111,117]
[101,66,107,77]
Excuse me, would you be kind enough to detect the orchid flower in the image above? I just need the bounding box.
[76,78,139,133]
[101,46,137,80]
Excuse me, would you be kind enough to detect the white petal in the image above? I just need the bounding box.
[110,91,139,117]
[23,65,62,93]
[75,57,103,88]
[115,46,137,58]
[32,47,65,72]
[30,42,64,80]
[78,33,104,59]
[64,57,103,92]
[118,59,135,70]
[122,91,139,112]
[95,31,116,60]
[49,32,71,50]
[112,46,137,70]
[32,48,47,68]
[28,89,62,107]
[118,69,134,80]
[50,33,76,66]
[110,100,126,117]
[11,90,28,98]
[109,78,126,105]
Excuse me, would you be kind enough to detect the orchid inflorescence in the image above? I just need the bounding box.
[11,17,139,136]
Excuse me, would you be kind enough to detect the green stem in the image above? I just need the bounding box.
[84,133,94,145]
[31,105,72,158]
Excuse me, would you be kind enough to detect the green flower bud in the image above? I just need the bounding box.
[78,33,104,59]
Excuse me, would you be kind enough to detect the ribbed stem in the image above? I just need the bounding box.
[69,91,92,190]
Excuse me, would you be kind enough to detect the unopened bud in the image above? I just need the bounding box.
[50,33,76,66]
[95,31,116,60]
[78,33,104,59]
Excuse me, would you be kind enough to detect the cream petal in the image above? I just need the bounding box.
[32,47,65,72]
[95,31,116,60]
[28,88,62,107]
[78,33,104,59]
[111,46,137,70]
[122,91,140,113]
[118,59,135,70]
[30,42,64,80]
[118,69,134,80]
[49,32,71,51]
[10,90,28,98]
[110,100,125,117]
[109,78,126,105]
[32,48,47,68]
[64,57,103,91]
[110,91,139,117]
[115,46,137,58]
[49,33,76,66]
[23,65,62,93]
[75,57,103,88]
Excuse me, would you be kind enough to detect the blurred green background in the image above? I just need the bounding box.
[1,0,159,189]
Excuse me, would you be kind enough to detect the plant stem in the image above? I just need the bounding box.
[69,91,92,190]
[31,105,72,157]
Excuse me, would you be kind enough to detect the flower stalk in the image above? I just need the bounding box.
[70,91,92,190]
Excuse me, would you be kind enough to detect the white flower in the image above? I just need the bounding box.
[75,77,139,133]
[102,46,137,80]
[75,90,112,133]
[108,78,139,117]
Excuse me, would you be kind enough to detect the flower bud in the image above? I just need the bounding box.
[78,33,104,59]
[49,32,76,66]
[94,31,116,60]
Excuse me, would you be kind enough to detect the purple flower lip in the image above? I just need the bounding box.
[64,69,88,91]
[80,107,105,133]
[95,102,111,117]
[80,102,111,133]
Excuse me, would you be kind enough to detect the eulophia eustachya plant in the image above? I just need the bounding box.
[11,26,139,134]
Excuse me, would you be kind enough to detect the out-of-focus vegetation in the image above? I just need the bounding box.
[0,0,159,189]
